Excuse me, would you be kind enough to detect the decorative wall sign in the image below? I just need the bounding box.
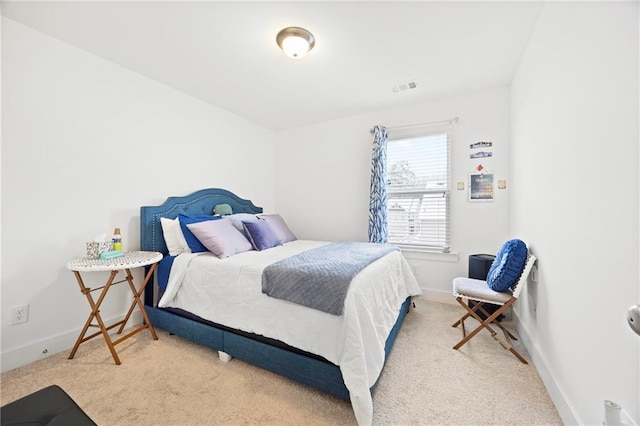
[469,172,494,202]
[470,151,492,159]
[470,141,492,149]
[470,141,493,159]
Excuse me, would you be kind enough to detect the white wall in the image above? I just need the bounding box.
[4,5,638,423]
[1,18,276,372]
[510,2,639,424]
[274,87,512,300]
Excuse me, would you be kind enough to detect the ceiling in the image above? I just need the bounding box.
[1,1,543,130]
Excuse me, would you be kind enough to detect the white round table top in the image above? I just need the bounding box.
[66,251,163,272]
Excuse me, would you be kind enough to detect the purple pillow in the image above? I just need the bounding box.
[186,217,252,258]
[257,214,297,244]
[243,220,280,251]
[179,214,221,253]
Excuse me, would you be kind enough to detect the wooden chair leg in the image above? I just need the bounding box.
[453,306,503,350]
[455,302,489,338]
[492,330,528,364]
[494,321,518,341]
[509,348,528,364]
[454,298,500,337]
[452,301,483,328]
[452,297,528,364]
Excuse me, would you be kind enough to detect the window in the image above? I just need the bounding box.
[386,131,450,252]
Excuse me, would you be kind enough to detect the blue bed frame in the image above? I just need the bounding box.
[140,188,412,401]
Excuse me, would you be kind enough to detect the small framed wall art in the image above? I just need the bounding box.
[469,172,494,202]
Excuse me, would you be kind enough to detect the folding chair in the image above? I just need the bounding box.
[451,253,537,364]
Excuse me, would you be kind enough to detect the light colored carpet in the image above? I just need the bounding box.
[0,299,562,425]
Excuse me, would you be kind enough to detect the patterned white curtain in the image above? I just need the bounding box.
[368,125,389,243]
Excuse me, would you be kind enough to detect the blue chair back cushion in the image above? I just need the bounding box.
[487,239,528,292]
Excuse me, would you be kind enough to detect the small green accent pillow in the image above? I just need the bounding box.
[213,203,233,216]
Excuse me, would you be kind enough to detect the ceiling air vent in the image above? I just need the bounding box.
[392,80,417,93]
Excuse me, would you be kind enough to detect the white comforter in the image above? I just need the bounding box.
[158,240,422,425]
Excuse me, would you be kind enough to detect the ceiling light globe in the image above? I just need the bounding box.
[276,27,315,59]
[282,36,310,59]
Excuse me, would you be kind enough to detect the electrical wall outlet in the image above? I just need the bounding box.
[530,265,538,282]
[11,304,29,325]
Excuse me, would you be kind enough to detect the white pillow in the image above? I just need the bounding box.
[228,213,259,237]
[160,217,191,256]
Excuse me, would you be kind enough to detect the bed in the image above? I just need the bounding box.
[140,188,422,425]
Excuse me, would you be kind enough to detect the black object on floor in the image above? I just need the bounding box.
[468,253,504,322]
[0,384,96,426]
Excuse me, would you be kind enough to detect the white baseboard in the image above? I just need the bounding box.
[513,309,580,425]
[1,311,143,373]
[517,320,638,426]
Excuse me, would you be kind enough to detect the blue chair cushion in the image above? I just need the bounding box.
[487,239,528,292]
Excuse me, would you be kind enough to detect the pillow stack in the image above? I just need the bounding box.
[160,212,297,259]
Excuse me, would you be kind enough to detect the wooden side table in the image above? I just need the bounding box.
[66,250,163,365]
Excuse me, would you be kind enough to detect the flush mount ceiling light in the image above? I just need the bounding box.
[276,27,315,59]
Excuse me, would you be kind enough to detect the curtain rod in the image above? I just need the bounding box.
[369,116,459,134]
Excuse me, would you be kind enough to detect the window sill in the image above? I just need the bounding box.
[399,248,459,263]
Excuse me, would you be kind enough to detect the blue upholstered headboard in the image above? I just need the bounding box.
[140,188,263,255]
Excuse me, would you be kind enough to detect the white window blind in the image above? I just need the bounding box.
[386,131,450,252]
